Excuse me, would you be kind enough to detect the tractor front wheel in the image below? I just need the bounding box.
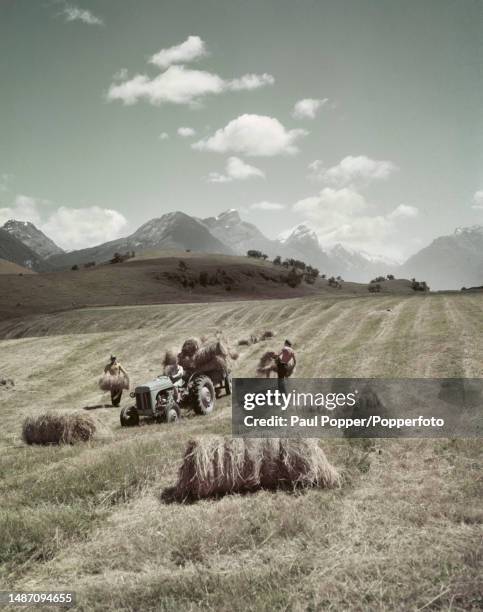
[166,402,181,423]
[192,375,216,415]
[120,405,139,427]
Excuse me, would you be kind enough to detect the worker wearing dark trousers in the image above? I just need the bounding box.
[103,355,129,407]
[111,388,123,407]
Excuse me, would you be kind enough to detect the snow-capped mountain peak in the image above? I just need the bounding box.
[327,243,402,266]
[1,219,64,258]
[278,224,319,244]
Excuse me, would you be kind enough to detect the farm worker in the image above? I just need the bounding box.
[104,355,129,407]
[276,340,296,392]
[164,351,184,401]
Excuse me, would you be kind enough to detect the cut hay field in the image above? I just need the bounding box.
[0,292,482,611]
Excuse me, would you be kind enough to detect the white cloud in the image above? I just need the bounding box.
[308,155,398,186]
[42,206,127,250]
[207,156,265,183]
[108,37,274,107]
[177,126,196,138]
[158,132,169,140]
[292,98,328,120]
[389,204,419,218]
[0,195,128,250]
[107,66,224,106]
[107,65,274,107]
[62,4,103,26]
[229,73,275,90]
[207,172,232,184]
[150,36,207,69]
[227,157,265,179]
[250,201,285,211]
[0,194,42,226]
[294,187,368,217]
[193,114,308,157]
[471,190,483,210]
[291,187,417,258]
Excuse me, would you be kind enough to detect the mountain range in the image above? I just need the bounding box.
[0,227,52,273]
[0,212,482,290]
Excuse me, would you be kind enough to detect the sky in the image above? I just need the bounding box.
[1,0,482,259]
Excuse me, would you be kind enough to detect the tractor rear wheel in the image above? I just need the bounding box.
[120,405,139,427]
[192,375,215,415]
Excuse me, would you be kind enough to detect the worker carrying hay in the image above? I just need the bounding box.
[276,339,296,392]
[256,342,296,381]
[99,355,129,407]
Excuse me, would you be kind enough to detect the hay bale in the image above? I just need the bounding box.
[98,372,130,392]
[256,351,295,378]
[256,350,278,377]
[195,355,229,373]
[193,341,228,368]
[162,437,340,502]
[22,412,96,446]
[260,330,275,340]
[181,337,200,357]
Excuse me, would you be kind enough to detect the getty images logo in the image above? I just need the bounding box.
[242,389,358,411]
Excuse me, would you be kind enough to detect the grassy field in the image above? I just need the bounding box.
[0,292,482,611]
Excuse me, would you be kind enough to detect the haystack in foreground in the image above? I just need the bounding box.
[22,412,96,445]
[162,437,340,503]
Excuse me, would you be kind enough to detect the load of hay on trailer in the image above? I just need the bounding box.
[120,337,237,427]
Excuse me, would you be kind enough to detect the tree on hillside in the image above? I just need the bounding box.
[287,267,303,288]
[247,249,268,259]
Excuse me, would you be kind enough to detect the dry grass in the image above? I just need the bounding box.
[21,412,96,445]
[0,293,482,610]
[162,437,340,502]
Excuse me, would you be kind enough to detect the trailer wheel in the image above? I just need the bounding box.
[192,375,215,415]
[120,405,139,427]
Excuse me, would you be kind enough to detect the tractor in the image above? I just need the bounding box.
[120,368,232,427]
